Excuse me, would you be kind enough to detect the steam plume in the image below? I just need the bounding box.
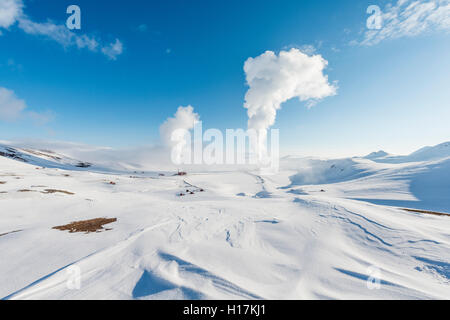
[243,48,337,159]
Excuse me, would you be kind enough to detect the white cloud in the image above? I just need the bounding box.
[0,87,26,121]
[0,0,123,59]
[101,39,123,60]
[243,48,337,134]
[361,0,450,45]
[0,0,22,29]
[17,18,97,50]
[0,87,52,123]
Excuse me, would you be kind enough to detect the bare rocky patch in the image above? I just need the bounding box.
[23,149,62,161]
[41,189,75,195]
[403,208,450,217]
[53,218,117,234]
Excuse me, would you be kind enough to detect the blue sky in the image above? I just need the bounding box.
[0,0,449,157]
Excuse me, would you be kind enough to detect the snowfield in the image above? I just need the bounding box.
[0,143,449,300]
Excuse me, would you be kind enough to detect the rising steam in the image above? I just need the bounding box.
[243,48,337,159]
[160,105,200,164]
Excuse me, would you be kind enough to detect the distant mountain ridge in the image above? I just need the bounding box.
[363,141,450,163]
[1,141,450,171]
[363,150,389,160]
[0,144,92,169]
[409,141,450,160]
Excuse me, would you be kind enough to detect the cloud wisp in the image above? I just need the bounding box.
[0,87,52,124]
[0,0,123,60]
[0,0,22,29]
[360,0,450,46]
[243,48,337,158]
[101,39,123,60]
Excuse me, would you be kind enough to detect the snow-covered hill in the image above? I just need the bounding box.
[408,141,450,161]
[366,141,450,163]
[363,150,390,160]
[0,142,449,300]
[0,144,92,170]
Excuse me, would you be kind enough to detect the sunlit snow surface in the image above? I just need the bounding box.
[0,143,449,299]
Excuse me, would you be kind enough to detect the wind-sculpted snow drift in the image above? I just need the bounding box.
[0,142,449,299]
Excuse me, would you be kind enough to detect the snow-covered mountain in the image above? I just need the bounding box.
[408,141,450,161]
[363,150,390,160]
[0,144,92,170]
[0,141,449,300]
[366,141,450,163]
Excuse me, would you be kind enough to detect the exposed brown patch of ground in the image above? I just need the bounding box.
[0,181,6,184]
[53,218,117,233]
[18,189,35,193]
[0,230,22,237]
[403,208,450,217]
[40,149,55,154]
[23,149,62,161]
[41,189,75,195]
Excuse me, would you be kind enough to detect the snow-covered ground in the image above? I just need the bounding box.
[0,142,449,299]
